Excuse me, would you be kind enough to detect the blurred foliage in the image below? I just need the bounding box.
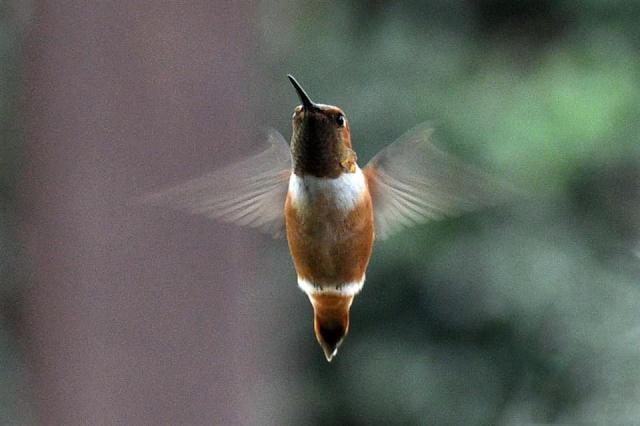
[253,0,640,424]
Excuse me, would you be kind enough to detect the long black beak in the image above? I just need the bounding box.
[288,74,318,111]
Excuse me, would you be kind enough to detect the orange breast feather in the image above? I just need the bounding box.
[285,183,374,289]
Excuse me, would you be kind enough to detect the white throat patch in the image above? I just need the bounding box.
[288,167,367,213]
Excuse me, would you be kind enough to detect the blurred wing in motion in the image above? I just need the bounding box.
[363,124,506,239]
[141,129,292,238]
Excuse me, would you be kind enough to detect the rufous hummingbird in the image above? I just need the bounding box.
[144,75,502,361]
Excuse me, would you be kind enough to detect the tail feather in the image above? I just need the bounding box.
[309,294,354,361]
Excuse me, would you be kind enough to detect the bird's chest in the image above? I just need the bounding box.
[286,170,367,237]
[284,169,374,286]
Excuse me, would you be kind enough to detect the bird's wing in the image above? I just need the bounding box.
[363,124,506,239]
[141,129,292,238]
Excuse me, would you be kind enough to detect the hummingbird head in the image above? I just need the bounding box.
[309,293,353,362]
[287,75,356,178]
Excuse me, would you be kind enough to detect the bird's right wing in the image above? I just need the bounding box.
[140,129,292,238]
[363,124,507,239]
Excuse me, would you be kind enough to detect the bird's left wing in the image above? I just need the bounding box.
[141,129,292,238]
[363,124,507,239]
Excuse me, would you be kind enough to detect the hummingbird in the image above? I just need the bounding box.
[144,75,502,361]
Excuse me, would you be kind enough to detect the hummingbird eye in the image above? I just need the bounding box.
[336,114,345,127]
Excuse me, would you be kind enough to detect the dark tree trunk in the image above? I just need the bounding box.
[22,2,263,424]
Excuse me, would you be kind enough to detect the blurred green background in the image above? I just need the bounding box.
[250,0,640,424]
[3,0,640,424]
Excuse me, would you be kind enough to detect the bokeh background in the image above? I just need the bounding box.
[3,1,640,424]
